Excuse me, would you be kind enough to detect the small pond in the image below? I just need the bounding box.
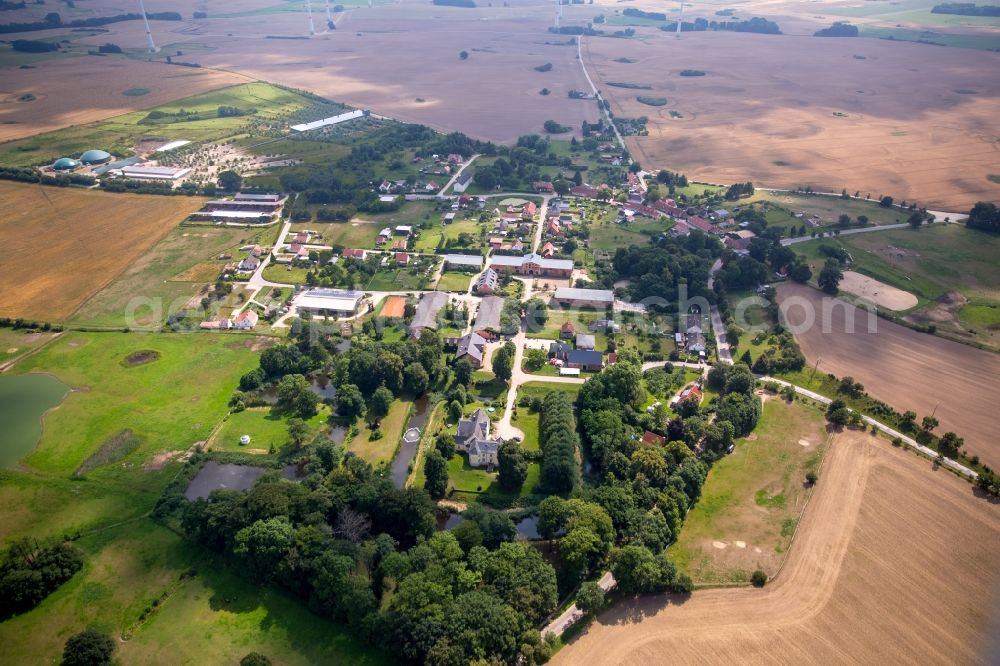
[0,373,70,468]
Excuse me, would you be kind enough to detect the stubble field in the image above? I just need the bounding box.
[557,429,1000,665]
[0,57,248,143]
[585,30,1000,210]
[776,282,1000,469]
[0,181,204,321]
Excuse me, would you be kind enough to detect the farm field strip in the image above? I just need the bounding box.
[0,181,205,321]
[776,282,1000,469]
[556,430,1000,664]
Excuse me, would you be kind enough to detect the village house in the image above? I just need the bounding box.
[565,349,603,371]
[453,174,473,193]
[560,321,576,339]
[540,242,556,258]
[455,331,487,368]
[575,334,596,351]
[641,431,667,446]
[474,268,498,294]
[533,181,555,193]
[522,201,538,218]
[341,248,367,260]
[376,227,392,246]
[443,254,483,271]
[238,255,261,272]
[233,310,258,330]
[395,252,410,266]
[455,408,500,468]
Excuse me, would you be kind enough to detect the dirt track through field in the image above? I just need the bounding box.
[776,282,1000,469]
[557,430,1000,665]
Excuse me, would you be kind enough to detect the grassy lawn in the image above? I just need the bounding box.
[212,405,332,454]
[365,266,434,292]
[589,224,658,251]
[11,332,261,477]
[348,399,412,466]
[263,263,312,285]
[527,308,606,340]
[513,409,540,451]
[315,220,383,249]
[670,397,829,585]
[750,190,915,230]
[0,329,59,365]
[71,224,275,328]
[435,271,474,292]
[441,454,541,503]
[0,82,324,167]
[0,517,385,665]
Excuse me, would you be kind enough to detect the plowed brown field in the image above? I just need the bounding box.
[585,30,1000,211]
[0,57,247,143]
[0,181,203,320]
[557,430,1000,665]
[776,282,1000,469]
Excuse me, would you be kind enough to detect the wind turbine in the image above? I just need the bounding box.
[326,0,333,24]
[676,0,684,38]
[306,0,316,35]
[554,0,562,28]
[137,0,156,52]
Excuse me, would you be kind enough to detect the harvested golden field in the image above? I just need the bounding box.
[585,30,1000,211]
[0,181,204,321]
[0,57,248,143]
[776,282,1000,469]
[558,430,1000,665]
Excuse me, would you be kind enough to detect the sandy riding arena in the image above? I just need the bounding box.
[556,430,1000,665]
[839,271,918,311]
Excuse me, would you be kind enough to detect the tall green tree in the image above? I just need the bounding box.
[368,386,394,426]
[817,258,843,295]
[62,629,115,666]
[492,341,515,381]
[497,441,528,490]
[424,449,449,499]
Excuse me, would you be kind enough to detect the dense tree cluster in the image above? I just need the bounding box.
[706,364,763,436]
[0,538,83,617]
[967,202,1000,233]
[179,453,557,665]
[611,233,720,303]
[932,2,1000,15]
[814,22,859,37]
[61,629,115,666]
[723,181,754,200]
